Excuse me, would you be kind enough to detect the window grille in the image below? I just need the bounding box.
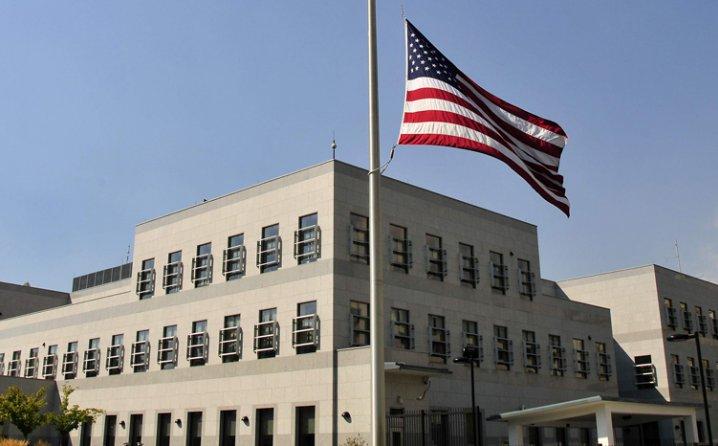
[459,246,479,288]
[491,262,509,292]
[0,357,4,376]
[666,307,677,329]
[83,348,101,374]
[391,312,415,350]
[292,314,320,350]
[518,259,536,298]
[257,235,281,271]
[187,331,209,363]
[635,356,657,388]
[597,352,612,380]
[698,315,708,336]
[494,336,514,367]
[550,346,567,375]
[674,363,685,387]
[462,324,483,364]
[42,355,57,379]
[349,214,369,264]
[219,326,242,359]
[136,267,155,298]
[222,245,246,278]
[425,235,447,280]
[389,226,412,272]
[706,368,715,391]
[690,364,699,389]
[105,344,124,372]
[682,305,693,332]
[130,341,150,371]
[8,359,20,377]
[350,302,370,347]
[254,320,280,355]
[162,261,183,293]
[62,352,78,378]
[191,253,213,287]
[295,225,321,263]
[523,341,541,372]
[428,317,450,362]
[157,336,178,366]
[574,348,590,378]
[24,356,38,379]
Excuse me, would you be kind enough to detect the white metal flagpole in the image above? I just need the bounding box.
[367,0,385,445]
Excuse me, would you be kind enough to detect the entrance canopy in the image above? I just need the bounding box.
[488,395,699,446]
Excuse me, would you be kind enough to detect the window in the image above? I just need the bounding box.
[527,426,541,446]
[157,413,172,446]
[219,314,242,362]
[255,308,279,359]
[80,421,92,446]
[256,408,274,446]
[131,330,150,373]
[596,342,612,381]
[158,325,178,370]
[9,351,21,377]
[187,320,209,366]
[293,301,319,354]
[703,359,714,391]
[459,243,479,288]
[0,353,4,376]
[83,338,100,377]
[257,224,281,273]
[522,330,540,373]
[425,234,447,281]
[517,259,536,298]
[680,302,692,332]
[129,414,143,446]
[429,315,450,363]
[295,213,320,264]
[635,355,657,388]
[187,411,202,446]
[490,251,508,293]
[223,234,246,280]
[549,335,566,376]
[696,306,707,336]
[462,320,483,363]
[62,342,79,379]
[710,310,718,339]
[106,334,124,375]
[219,410,237,446]
[42,345,58,379]
[295,406,315,446]
[136,258,155,299]
[350,301,370,346]
[572,339,589,379]
[389,224,412,272]
[391,308,414,350]
[163,251,183,294]
[494,326,513,370]
[688,357,699,389]
[349,213,369,264]
[24,347,39,378]
[665,298,677,329]
[672,355,685,388]
[192,243,213,287]
[103,415,117,446]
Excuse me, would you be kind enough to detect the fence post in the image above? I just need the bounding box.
[421,410,426,446]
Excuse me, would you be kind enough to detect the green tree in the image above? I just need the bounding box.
[0,386,47,439]
[46,385,102,446]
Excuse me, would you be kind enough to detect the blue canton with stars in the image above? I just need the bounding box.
[406,20,461,88]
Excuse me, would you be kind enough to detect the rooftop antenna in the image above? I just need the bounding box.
[675,240,682,272]
[331,131,337,160]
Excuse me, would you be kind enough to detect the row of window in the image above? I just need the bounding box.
[664,298,718,338]
[633,353,718,392]
[0,302,318,379]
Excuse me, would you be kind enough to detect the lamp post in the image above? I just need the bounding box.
[667,332,713,445]
[454,345,481,446]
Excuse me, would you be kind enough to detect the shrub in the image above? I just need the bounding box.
[0,439,29,446]
[342,435,368,446]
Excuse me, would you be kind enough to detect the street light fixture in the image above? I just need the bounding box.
[454,345,481,446]
[667,332,713,446]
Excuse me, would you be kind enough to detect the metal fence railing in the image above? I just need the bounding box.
[387,408,482,446]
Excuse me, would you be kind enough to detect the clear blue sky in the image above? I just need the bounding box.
[1,1,716,292]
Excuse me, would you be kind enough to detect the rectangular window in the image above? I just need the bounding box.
[255,308,279,359]
[62,341,79,379]
[295,406,315,446]
[129,414,143,446]
[522,330,540,373]
[389,224,412,272]
[9,350,21,377]
[42,345,58,379]
[459,243,479,288]
[697,306,707,336]
[219,410,236,446]
[549,335,566,376]
[635,355,657,389]
[295,213,320,264]
[80,421,92,446]
[187,320,208,366]
[257,224,281,273]
[163,251,183,294]
[680,302,693,332]
[131,330,150,373]
[688,357,699,389]
[425,234,447,281]
[106,334,124,375]
[349,213,370,264]
[429,314,450,363]
[136,258,155,299]
[462,320,483,362]
[223,234,246,280]
[391,308,414,350]
[665,298,676,329]
[83,338,101,377]
[219,314,242,362]
[187,411,202,446]
[350,301,370,346]
[703,359,714,391]
[192,243,213,287]
[157,413,172,446]
[293,301,319,354]
[158,325,178,370]
[711,310,718,339]
[572,338,589,379]
[103,415,117,446]
[490,251,508,294]
[517,259,536,298]
[672,355,685,388]
[24,347,39,378]
[256,408,274,446]
[596,342,612,381]
[494,325,513,370]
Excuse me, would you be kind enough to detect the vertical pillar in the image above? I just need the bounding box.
[508,423,524,446]
[687,413,700,444]
[595,406,615,446]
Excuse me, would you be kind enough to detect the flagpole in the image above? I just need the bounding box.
[367,0,385,445]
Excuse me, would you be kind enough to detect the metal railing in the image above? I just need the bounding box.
[83,348,101,374]
[253,321,279,354]
[105,344,125,372]
[42,355,57,379]
[294,225,321,263]
[157,336,178,366]
[187,332,209,362]
[219,326,242,358]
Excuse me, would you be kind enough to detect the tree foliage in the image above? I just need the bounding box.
[0,386,47,439]
[46,385,102,446]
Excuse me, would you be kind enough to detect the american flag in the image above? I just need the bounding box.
[398,20,570,216]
